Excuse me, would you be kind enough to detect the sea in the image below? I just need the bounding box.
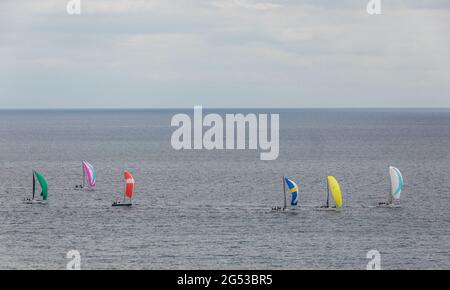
[0,109,449,269]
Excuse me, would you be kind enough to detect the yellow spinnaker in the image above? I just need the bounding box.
[327,176,343,208]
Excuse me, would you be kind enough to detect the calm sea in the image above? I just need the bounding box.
[0,109,449,269]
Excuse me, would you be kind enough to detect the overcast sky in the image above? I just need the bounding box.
[0,0,449,108]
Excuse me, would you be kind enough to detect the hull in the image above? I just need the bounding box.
[23,199,47,205]
[316,206,340,211]
[74,187,94,191]
[376,204,401,208]
[112,203,132,207]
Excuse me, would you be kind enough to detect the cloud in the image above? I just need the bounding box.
[212,0,281,10]
[0,0,449,108]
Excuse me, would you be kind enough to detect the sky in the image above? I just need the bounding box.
[0,0,449,108]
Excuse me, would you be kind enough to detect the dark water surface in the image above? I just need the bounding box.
[0,109,449,269]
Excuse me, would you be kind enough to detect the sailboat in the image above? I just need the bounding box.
[318,176,343,210]
[75,161,96,190]
[23,170,48,204]
[272,177,299,211]
[112,170,135,207]
[378,166,403,207]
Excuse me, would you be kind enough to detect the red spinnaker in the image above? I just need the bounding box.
[124,171,135,199]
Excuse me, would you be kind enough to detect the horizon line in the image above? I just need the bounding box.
[2,107,450,110]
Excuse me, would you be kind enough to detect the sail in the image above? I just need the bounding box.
[82,161,96,189]
[327,176,342,208]
[34,171,48,201]
[389,166,403,200]
[124,171,135,199]
[284,177,299,206]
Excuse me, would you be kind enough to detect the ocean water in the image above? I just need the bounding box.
[0,109,449,270]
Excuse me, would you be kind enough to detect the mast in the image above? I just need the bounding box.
[32,170,35,200]
[387,171,391,204]
[326,179,330,207]
[388,174,393,205]
[82,162,85,188]
[387,167,394,205]
[283,177,286,210]
[123,174,126,203]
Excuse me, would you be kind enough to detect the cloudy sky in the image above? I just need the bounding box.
[0,0,449,108]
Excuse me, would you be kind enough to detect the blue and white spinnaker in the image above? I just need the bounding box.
[284,177,299,206]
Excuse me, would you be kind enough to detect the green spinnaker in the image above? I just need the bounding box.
[34,171,48,201]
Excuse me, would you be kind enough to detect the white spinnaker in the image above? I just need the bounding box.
[389,166,403,201]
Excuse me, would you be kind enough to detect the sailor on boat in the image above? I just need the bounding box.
[271,206,286,211]
[112,199,121,206]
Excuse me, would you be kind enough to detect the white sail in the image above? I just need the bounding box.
[389,166,403,201]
